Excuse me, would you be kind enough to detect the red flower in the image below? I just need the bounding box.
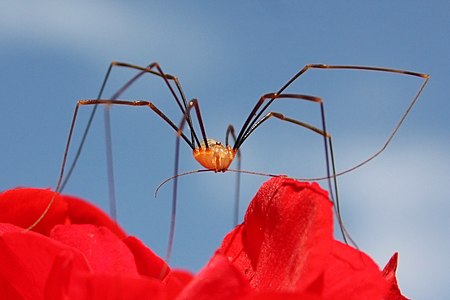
[0,178,407,299]
[382,253,409,300]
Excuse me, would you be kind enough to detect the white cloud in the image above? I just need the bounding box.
[0,1,222,69]
[339,137,450,298]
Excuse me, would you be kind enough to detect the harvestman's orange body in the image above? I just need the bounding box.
[24,61,429,262]
[193,139,237,172]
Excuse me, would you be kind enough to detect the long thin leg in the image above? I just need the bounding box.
[103,62,200,148]
[226,125,241,226]
[255,65,429,128]
[78,99,196,146]
[238,65,429,176]
[108,63,202,222]
[235,93,324,149]
[103,105,117,220]
[60,61,200,191]
[60,62,200,221]
[234,92,351,244]
[25,103,82,231]
[60,63,115,191]
[99,63,198,219]
[25,99,194,232]
[245,109,355,244]
[167,98,209,262]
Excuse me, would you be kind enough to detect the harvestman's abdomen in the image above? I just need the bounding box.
[193,138,237,172]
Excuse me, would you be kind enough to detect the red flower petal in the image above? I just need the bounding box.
[0,228,90,299]
[217,177,333,292]
[1,180,409,299]
[64,272,165,300]
[163,270,194,299]
[242,291,323,300]
[65,195,127,238]
[177,254,251,299]
[318,241,387,299]
[46,251,166,300]
[0,188,68,235]
[215,177,389,298]
[44,249,87,299]
[0,188,127,238]
[382,253,409,300]
[0,223,23,234]
[50,224,138,275]
[123,235,171,280]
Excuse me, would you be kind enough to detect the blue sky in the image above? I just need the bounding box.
[1,1,449,298]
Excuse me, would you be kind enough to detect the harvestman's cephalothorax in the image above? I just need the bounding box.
[25,62,429,262]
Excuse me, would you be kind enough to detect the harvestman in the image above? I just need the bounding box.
[26,62,429,262]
